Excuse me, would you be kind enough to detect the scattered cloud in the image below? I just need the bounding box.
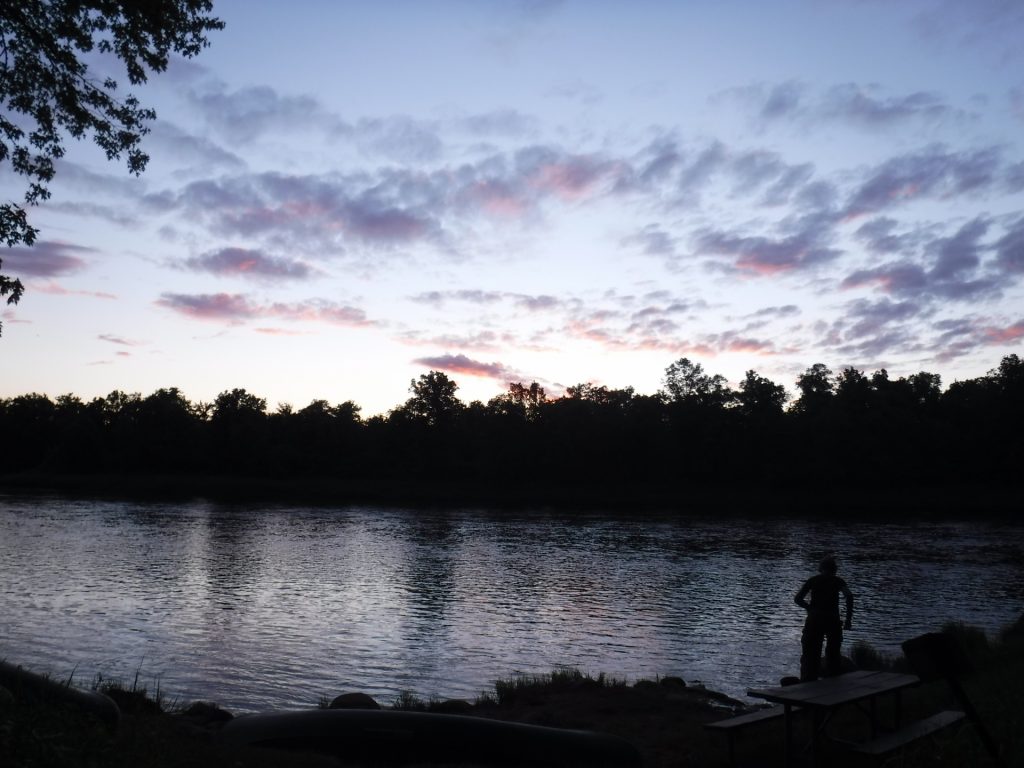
[9,29,1019,397]
[1,309,29,325]
[187,85,533,163]
[933,315,1024,361]
[187,84,348,144]
[843,217,1004,302]
[822,84,960,126]
[181,247,318,280]
[843,145,1001,219]
[44,201,140,227]
[156,292,253,321]
[398,329,510,351]
[844,297,925,340]
[994,215,1024,273]
[410,289,505,306]
[982,318,1024,344]
[759,80,805,120]
[726,80,968,128]
[254,327,307,336]
[621,224,679,257]
[853,217,933,256]
[458,109,538,138]
[352,115,444,163]
[695,224,841,275]
[98,334,143,346]
[29,281,117,299]
[155,293,375,327]
[701,330,779,355]
[155,170,446,253]
[748,305,801,320]
[150,121,245,171]
[410,289,566,312]
[1006,160,1024,192]
[412,353,522,381]
[2,241,92,277]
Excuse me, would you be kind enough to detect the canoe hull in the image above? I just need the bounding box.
[221,708,642,766]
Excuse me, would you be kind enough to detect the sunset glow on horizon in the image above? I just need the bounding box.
[2,0,1022,416]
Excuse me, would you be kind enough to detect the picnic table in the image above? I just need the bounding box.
[747,670,921,767]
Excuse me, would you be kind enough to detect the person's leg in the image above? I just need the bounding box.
[800,618,825,681]
[824,619,843,676]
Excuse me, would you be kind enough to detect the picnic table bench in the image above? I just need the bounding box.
[845,708,964,760]
[704,704,793,766]
[900,631,1004,767]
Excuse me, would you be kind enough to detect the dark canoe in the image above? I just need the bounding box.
[220,708,642,767]
[0,660,120,729]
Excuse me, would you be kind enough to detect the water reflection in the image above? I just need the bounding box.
[1,498,1022,713]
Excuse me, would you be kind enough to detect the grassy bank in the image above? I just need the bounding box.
[3,619,1023,767]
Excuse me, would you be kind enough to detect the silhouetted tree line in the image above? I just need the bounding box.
[1,355,1021,495]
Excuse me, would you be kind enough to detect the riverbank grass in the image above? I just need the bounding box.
[3,619,1023,767]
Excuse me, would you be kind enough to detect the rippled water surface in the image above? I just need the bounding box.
[1,496,1022,712]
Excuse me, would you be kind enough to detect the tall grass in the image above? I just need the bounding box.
[91,667,169,714]
[849,639,898,671]
[489,668,626,706]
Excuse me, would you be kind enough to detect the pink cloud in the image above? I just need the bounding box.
[735,252,808,276]
[697,228,840,276]
[637,339,717,356]
[723,337,776,354]
[983,320,1024,344]
[565,317,620,346]
[529,156,622,201]
[31,281,116,299]
[466,180,528,217]
[412,353,520,381]
[156,292,256,321]
[267,301,372,326]
[254,327,307,336]
[1,309,30,324]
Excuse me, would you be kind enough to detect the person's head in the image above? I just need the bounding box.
[819,555,838,575]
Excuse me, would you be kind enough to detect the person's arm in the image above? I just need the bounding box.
[841,582,854,629]
[795,579,812,610]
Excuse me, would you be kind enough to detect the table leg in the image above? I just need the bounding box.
[811,708,822,768]
[784,703,793,768]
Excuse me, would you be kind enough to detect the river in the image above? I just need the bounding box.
[1,496,1021,712]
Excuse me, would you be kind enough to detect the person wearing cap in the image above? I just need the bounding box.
[795,555,854,681]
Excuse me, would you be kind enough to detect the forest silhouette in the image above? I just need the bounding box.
[1,355,1021,506]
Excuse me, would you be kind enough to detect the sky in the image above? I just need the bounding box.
[2,0,1023,416]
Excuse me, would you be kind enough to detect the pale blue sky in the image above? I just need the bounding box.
[2,0,1022,415]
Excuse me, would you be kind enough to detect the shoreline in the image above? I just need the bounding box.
[2,664,748,768]
[3,473,1022,517]
[5,623,1022,766]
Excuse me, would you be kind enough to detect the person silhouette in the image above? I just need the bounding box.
[795,555,854,681]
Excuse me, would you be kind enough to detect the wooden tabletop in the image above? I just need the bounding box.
[748,670,920,709]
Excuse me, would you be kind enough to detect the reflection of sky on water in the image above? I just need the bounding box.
[1,498,1022,712]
